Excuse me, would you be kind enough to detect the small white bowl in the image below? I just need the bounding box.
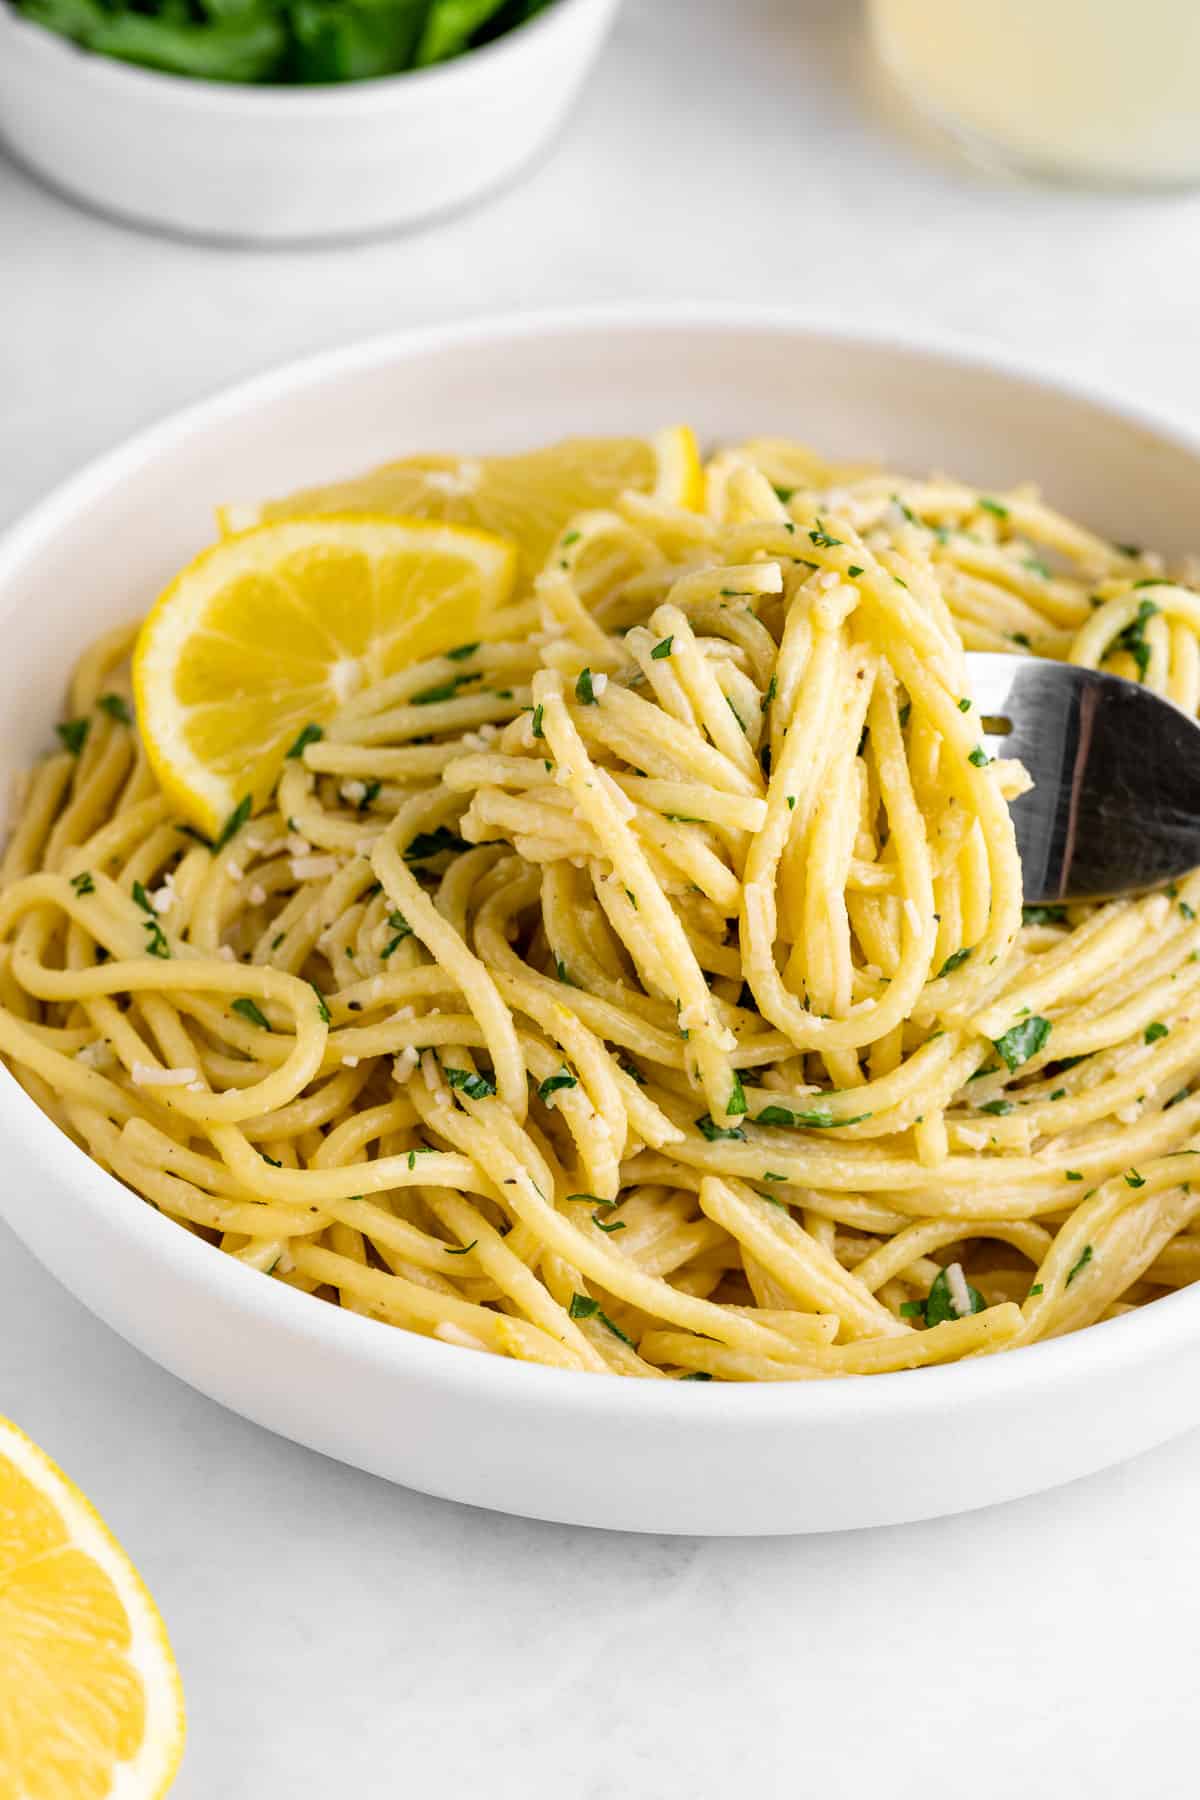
[4,307,1200,1535]
[0,0,619,243]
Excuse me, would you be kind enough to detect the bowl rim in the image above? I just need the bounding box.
[4,298,1200,1427]
[0,0,604,112]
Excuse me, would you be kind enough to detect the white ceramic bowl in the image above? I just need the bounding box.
[4,307,1200,1536]
[0,0,618,243]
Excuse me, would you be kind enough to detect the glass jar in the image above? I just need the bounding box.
[870,0,1200,188]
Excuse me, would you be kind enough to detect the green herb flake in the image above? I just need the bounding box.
[847,564,864,579]
[575,668,597,705]
[142,918,170,960]
[957,697,971,712]
[446,1066,496,1100]
[446,642,479,662]
[260,1152,282,1168]
[285,722,323,760]
[70,870,95,896]
[444,1240,477,1256]
[726,1074,747,1118]
[232,997,272,1031]
[696,1114,746,1142]
[753,1102,870,1129]
[56,717,89,756]
[131,880,153,914]
[554,956,574,987]
[1022,903,1068,927]
[593,1215,626,1233]
[567,1293,634,1346]
[761,675,777,713]
[537,1066,577,1106]
[925,1265,985,1325]
[968,746,990,768]
[1112,598,1159,681]
[992,1015,1052,1072]
[1028,1283,1044,1297]
[98,692,133,725]
[309,982,331,1024]
[808,522,843,548]
[404,826,467,862]
[1064,1170,1083,1181]
[1066,1245,1094,1285]
[1145,1022,1169,1044]
[1125,1169,1146,1189]
[1182,900,1197,921]
[651,637,674,660]
[938,947,972,977]
[977,1099,1014,1116]
[726,696,746,731]
[978,496,1009,519]
[531,703,545,739]
[761,1171,787,1183]
[214,796,251,853]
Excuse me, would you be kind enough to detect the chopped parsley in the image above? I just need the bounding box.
[69,870,95,896]
[214,796,251,853]
[232,997,272,1031]
[847,564,864,579]
[696,1113,746,1142]
[1028,1283,1044,1297]
[726,696,747,732]
[651,637,673,660]
[98,692,132,725]
[1145,1022,1169,1044]
[446,1067,496,1100]
[446,642,479,662]
[260,1153,282,1168]
[285,722,323,759]
[957,696,971,713]
[309,982,331,1024]
[978,496,1009,519]
[537,1066,577,1105]
[1064,1170,1083,1181]
[1022,903,1068,926]
[992,1015,1051,1072]
[754,1102,871,1129]
[1112,598,1159,681]
[967,746,990,768]
[142,918,170,959]
[593,1215,626,1233]
[761,675,777,713]
[937,947,972,977]
[404,826,467,862]
[530,703,545,739]
[1124,1169,1146,1189]
[925,1265,985,1325]
[1182,900,1197,921]
[131,880,153,914]
[444,1240,477,1256]
[977,1099,1014,1116]
[412,672,478,705]
[1066,1245,1094,1285]
[356,778,382,813]
[567,1294,635,1346]
[808,522,843,548]
[56,717,89,755]
[726,1074,747,1117]
[575,668,597,705]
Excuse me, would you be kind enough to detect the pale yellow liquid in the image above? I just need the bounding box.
[872,0,1200,185]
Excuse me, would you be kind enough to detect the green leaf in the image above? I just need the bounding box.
[967,746,990,768]
[937,947,971,977]
[992,1015,1051,1071]
[285,722,324,759]
[446,1066,496,1100]
[1112,598,1159,681]
[404,825,467,861]
[446,642,479,661]
[977,1098,1014,1116]
[232,997,272,1031]
[651,637,673,660]
[753,1102,870,1129]
[575,668,596,705]
[530,703,544,739]
[695,1114,746,1142]
[924,1265,985,1326]
[98,692,133,725]
[1066,1244,1094,1285]
[214,796,251,853]
[567,1292,634,1346]
[726,1074,747,1117]
[1022,903,1068,926]
[56,717,89,756]
[69,871,95,896]
[414,0,514,66]
[1144,1021,1169,1044]
[1124,1169,1146,1189]
[537,1066,577,1106]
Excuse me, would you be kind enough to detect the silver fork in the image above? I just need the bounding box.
[967,652,1200,904]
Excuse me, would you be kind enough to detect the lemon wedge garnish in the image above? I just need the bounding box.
[133,515,516,837]
[0,1416,186,1799]
[218,428,703,577]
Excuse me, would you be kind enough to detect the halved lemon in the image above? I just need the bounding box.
[0,1417,185,1799]
[133,515,516,838]
[218,428,704,576]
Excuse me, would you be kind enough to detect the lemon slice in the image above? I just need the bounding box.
[133,516,515,837]
[0,1417,185,1799]
[218,428,703,576]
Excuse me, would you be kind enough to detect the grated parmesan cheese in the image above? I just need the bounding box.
[341,1055,359,1069]
[225,862,244,884]
[392,1046,419,1083]
[131,1062,197,1088]
[291,855,339,882]
[248,884,267,907]
[945,1261,973,1318]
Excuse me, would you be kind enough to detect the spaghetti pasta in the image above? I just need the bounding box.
[5,436,1200,1380]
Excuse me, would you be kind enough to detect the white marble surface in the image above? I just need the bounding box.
[5,2,1200,1793]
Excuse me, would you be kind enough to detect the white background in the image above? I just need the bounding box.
[5,2,1200,1793]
